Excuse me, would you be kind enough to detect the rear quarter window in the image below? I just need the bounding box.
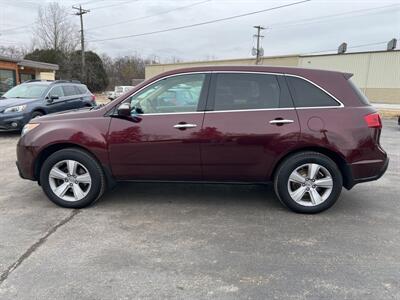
[287,76,340,107]
[76,85,89,94]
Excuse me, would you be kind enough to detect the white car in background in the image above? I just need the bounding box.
[108,86,134,100]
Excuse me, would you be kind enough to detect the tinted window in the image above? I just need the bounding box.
[213,73,280,111]
[129,74,206,114]
[48,86,64,98]
[287,76,340,107]
[79,85,89,94]
[62,85,77,96]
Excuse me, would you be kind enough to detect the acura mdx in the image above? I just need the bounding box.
[16,66,388,213]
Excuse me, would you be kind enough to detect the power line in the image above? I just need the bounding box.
[88,0,311,42]
[0,22,37,33]
[74,0,106,6]
[88,0,135,11]
[269,3,400,29]
[86,0,211,31]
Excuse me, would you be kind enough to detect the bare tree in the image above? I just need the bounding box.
[33,2,79,53]
[0,45,27,59]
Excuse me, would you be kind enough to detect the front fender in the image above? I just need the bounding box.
[18,117,111,180]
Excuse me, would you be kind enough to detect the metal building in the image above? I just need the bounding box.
[145,50,400,104]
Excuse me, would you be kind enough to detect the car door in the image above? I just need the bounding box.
[45,85,68,113]
[62,85,82,110]
[108,73,210,180]
[201,72,300,182]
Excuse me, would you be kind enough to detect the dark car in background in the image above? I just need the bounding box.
[0,80,96,131]
[16,66,388,213]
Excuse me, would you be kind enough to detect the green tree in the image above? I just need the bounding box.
[24,49,69,79]
[25,49,109,92]
[70,50,109,92]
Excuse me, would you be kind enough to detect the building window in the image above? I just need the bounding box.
[0,69,16,95]
[20,73,35,83]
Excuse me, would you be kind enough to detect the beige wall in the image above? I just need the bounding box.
[298,51,400,103]
[364,88,400,104]
[36,71,55,80]
[145,55,299,79]
[299,51,400,89]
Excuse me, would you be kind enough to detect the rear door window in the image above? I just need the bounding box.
[62,85,78,96]
[211,73,282,111]
[286,76,340,107]
[48,86,64,98]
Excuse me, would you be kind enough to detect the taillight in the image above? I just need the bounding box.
[91,94,96,102]
[364,112,382,128]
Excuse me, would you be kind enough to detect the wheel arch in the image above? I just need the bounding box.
[34,143,115,188]
[31,108,46,116]
[271,146,353,189]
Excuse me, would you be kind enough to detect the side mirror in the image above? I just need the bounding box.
[117,102,132,117]
[47,95,59,103]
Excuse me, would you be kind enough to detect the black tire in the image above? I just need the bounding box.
[39,148,106,208]
[274,151,343,214]
[30,111,44,120]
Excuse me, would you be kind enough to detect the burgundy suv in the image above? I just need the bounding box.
[16,66,388,213]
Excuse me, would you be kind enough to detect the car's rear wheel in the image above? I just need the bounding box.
[40,148,106,208]
[274,152,342,213]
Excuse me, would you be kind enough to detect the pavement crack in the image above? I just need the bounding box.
[0,209,80,285]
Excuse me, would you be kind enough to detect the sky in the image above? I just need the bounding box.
[0,0,399,62]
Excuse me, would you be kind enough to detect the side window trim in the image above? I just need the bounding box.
[285,74,344,108]
[196,73,211,112]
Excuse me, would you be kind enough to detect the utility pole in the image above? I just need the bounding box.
[252,25,265,65]
[73,5,90,82]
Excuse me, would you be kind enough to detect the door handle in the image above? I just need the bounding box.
[173,123,197,129]
[269,119,294,125]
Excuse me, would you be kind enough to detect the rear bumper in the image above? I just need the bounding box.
[344,156,389,189]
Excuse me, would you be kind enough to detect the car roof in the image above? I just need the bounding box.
[22,80,84,86]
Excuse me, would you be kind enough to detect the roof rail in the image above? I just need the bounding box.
[23,79,53,83]
[53,80,81,84]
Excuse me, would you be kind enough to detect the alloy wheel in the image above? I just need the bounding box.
[287,163,333,206]
[48,160,92,202]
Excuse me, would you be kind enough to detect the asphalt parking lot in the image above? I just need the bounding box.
[0,119,399,299]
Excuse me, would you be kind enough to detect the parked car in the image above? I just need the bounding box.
[108,86,134,100]
[16,66,388,213]
[0,80,96,131]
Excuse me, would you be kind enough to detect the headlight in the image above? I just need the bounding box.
[21,123,40,136]
[4,105,27,113]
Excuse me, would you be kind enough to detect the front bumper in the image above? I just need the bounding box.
[0,112,29,131]
[16,138,38,181]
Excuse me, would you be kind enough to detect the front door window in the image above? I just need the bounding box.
[129,73,206,114]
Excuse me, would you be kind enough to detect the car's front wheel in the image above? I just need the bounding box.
[40,148,106,208]
[274,152,343,213]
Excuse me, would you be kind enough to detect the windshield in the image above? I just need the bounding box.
[2,84,48,99]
